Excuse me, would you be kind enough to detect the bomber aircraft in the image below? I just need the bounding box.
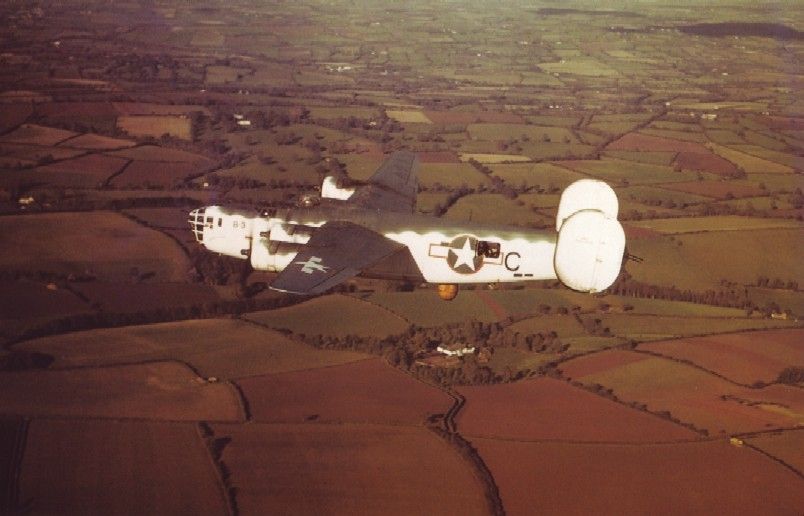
[189,151,626,300]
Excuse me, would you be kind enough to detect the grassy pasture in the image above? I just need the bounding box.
[708,143,795,174]
[459,153,531,164]
[16,318,368,379]
[245,294,408,337]
[0,124,76,146]
[508,315,587,338]
[0,279,89,320]
[307,106,379,119]
[627,215,803,234]
[239,358,452,424]
[0,361,242,421]
[69,282,219,313]
[107,145,209,163]
[659,180,765,199]
[539,58,620,77]
[558,158,693,185]
[626,228,803,290]
[20,419,227,515]
[0,211,190,281]
[366,290,498,327]
[415,192,450,214]
[474,438,804,516]
[618,184,712,205]
[731,145,801,170]
[642,329,804,385]
[593,314,796,342]
[59,133,136,150]
[444,194,550,227]
[0,143,84,162]
[525,115,580,127]
[608,132,708,153]
[216,423,487,515]
[489,163,584,189]
[562,352,803,434]
[467,123,579,144]
[386,110,432,123]
[204,64,249,84]
[419,162,491,188]
[458,378,695,442]
[117,115,192,140]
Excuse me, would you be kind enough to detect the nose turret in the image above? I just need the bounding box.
[188,208,206,243]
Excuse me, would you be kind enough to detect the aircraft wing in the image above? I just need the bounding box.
[269,221,404,295]
[349,150,418,212]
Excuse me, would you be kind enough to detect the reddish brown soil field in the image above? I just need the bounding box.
[675,151,739,176]
[239,358,453,424]
[473,438,804,515]
[0,124,77,146]
[659,180,764,199]
[0,361,243,421]
[642,329,804,385]
[417,150,462,163]
[0,280,89,319]
[608,132,708,153]
[107,144,211,163]
[34,153,129,186]
[109,159,198,187]
[112,102,209,116]
[559,350,651,379]
[747,429,804,474]
[71,282,219,313]
[123,207,190,228]
[216,423,487,515]
[36,101,119,118]
[0,418,23,510]
[0,103,32,133]
[424,110,525,124]
[457,378,696,442]
[20,419,228,515]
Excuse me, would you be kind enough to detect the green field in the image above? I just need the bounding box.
[592,314,797,341]
[419,163,492,188]
[489,162,585,189]
[15,318,368,379]
[366,290,499,327]
[628,216,803,234]
[245,294,409,336]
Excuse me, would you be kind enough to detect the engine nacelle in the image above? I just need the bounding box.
[269,223,313,244]
[321,176,356,200]
[556,179,618,231]
[251,236,300,272]
[554,209,625,293]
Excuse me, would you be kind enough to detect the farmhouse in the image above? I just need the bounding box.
[436,343,476,357]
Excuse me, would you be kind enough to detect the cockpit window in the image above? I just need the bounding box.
[476,240,501,259]
[188,208,206,243]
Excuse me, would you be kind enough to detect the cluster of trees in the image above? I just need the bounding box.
[755,276,799,291]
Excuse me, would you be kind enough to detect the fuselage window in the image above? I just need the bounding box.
[218,218,222,227]
[476,240,501,259]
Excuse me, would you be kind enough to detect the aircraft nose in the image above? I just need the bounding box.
[188,208,205,243]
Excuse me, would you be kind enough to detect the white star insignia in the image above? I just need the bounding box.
[452,238,477,271]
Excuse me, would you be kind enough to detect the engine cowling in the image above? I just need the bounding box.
[554,209,625,293]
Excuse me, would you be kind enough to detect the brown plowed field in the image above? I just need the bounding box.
[20,419,228,515]
[0,124,76,146]
[0,361,243,421]
[34,153,129,185]
[457,378,696,442]
[109,160,199,187]
[0,211,191,282]
[747,429,804,474]
[608,132,709,153]
[112,102,210,116]
[562,351,804,435]
[675,151,739,176]
[240,358,453,424]
[0,280,89,319]
[215,423,487,516]
[642,329,804,385]
[622,224,663,239]
[473,438,804,516]
[70,281,219,313]
[659,180,764,199]
[0,103,32,134]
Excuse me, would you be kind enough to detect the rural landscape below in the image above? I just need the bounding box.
[0,0,801,514]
